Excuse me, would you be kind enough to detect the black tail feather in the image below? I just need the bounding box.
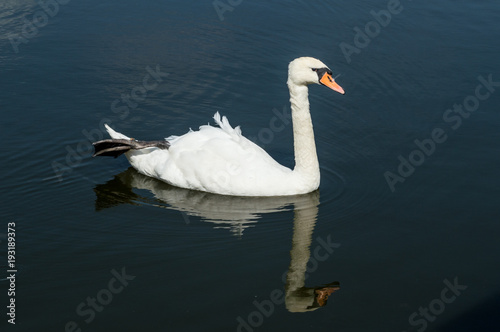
[92,139,135,158]
[92,139,169,158]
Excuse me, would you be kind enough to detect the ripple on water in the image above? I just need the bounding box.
[316,112,393,221]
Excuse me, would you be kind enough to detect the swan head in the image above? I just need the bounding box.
[287,57,345,94]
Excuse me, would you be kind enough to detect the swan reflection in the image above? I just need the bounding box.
[94,168,339,311]
[95,168,314,236]
[285,194,340,312]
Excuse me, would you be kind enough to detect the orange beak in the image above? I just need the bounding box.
[320,72,345,95]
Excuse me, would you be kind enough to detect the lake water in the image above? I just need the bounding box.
[1,0,499,331]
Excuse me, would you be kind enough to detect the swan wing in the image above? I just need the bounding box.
[108,113,294,196]
[157,113,292,195]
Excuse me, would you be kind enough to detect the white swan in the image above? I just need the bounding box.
[93,57,344,196]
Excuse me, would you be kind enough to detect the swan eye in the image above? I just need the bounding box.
[311,68,318,72]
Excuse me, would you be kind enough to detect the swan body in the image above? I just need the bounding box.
[94,57,344,196]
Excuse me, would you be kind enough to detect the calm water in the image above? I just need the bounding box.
[1,0,499,331]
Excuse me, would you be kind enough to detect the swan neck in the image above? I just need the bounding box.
[288,82,320,180]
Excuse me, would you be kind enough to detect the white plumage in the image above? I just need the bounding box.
[97,57,345,196]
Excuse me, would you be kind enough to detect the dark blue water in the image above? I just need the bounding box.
[1,0,499,331]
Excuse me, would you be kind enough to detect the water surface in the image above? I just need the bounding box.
[1,0,499,331]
